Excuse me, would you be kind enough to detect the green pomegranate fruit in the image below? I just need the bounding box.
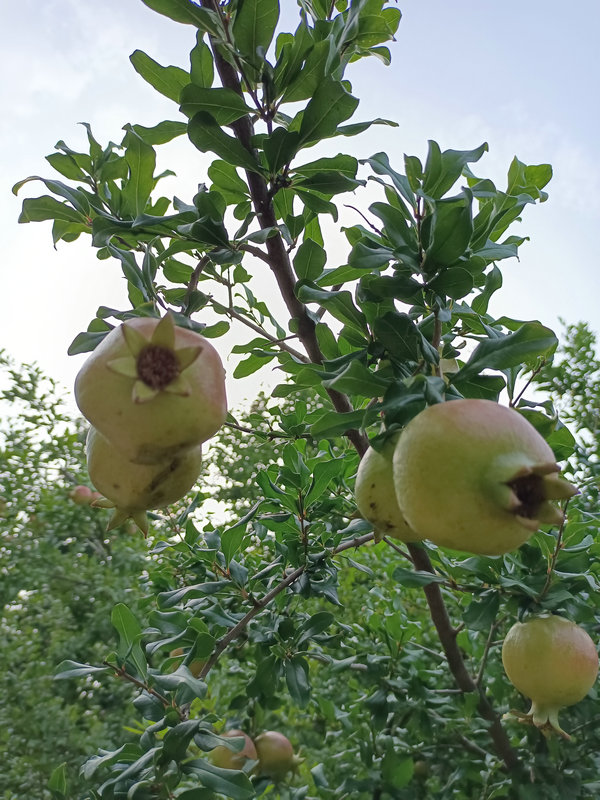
[168,648,206,678]
[502,615,598,739]
[86,426,202,533]
[69,485,93,505]
[210,730,257,770]
[393,399,577,555]
[75,313,227,464]
[355,438,422,543]
[254,731,302,782]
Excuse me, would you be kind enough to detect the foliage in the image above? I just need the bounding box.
[10,1,600,798]
[0,353,149,798]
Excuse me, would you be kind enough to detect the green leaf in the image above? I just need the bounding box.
[263,128,302,173]
[188,112,262,173]
[67,330,109,355]
[185,760,255,799]
[54,660,111,680]
[233,0,280,62]
[121,126,156,217]
[285,655,311,707]
[180,85,254,124]
[309,408,368,438]
[48,762,68,798]
[296,283,367,332]
[304,459,345,507]
[131,120,188,145]
[281,39,330,103]
[422,141,488,199]
[428,267,474,301]
[423,191,474,271]
[293,238,327,280]
[455,322,558,381]
[463,592,500,632]
[372,311,422,361]
[471,264,502,314]
[297,611,335,645]
[139,0,221,34]
[111,603,147,679]
[391,565,445,588]
[130,49,190,102]
[107,244,150,300]
[298,79,359,146]
[190,31,214,87]
[322,360,388,398]
[208,160,249,201]
[161,720,201,762]
[17,196,86,224]
[382,748,414,790]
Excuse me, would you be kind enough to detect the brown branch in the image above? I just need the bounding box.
[407,543,520,772]
[199,0,368,458]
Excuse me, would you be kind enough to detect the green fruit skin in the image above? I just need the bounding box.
[86,427,202,513]
[254,731,296,781]
[75,318,227,464]
[355,440,422,542]
[502,616,598,710]
[211,730,257,770]
[393,399,562,556]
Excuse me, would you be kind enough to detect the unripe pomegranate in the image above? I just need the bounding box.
[75,314,227,464]
[254,731,302,782]
[393,399,577,555]
[86,426,202,533]
[355,439,422,543]
[169,647,206,678]
[502,615,598,739]
[210,730,257,770]
[69,485,93,505]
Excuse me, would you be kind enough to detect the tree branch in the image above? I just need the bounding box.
[199,0,368,457]
[198,533,374,681]
[407,543,520,772]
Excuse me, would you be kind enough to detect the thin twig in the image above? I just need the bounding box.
[198,533,374,681]
[104,660,178,713]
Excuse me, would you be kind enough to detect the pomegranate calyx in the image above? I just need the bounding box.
[107,314,202,403]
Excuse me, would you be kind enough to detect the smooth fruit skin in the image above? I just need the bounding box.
[355,439,422,543]
[210,730,257,770]
[69,485,93,505]
[86,426,202,533]
[392,399,577,556]
[502,615,598,738]
[75,316,227,464]
[254,731,300,782]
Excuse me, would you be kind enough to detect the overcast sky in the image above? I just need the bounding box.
[2,0,599,411]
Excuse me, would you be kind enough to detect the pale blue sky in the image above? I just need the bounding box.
[1,0,598,406]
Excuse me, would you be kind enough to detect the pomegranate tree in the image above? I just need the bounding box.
[393,399,577,555]
[502,615,598,738]
[75,314,227,464]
